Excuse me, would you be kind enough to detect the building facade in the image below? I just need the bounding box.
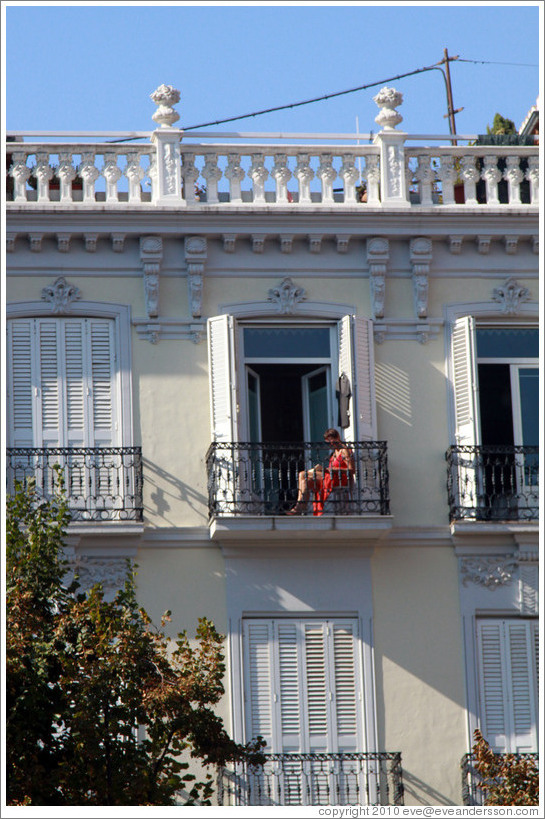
[5,84,540,806]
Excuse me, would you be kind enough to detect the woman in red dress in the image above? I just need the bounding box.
[286,428,355,516]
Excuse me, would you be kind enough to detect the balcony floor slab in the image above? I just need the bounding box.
[209,515,393,541]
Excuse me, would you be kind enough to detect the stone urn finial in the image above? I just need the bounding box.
[150,84,181,127]
[373,86,403,130]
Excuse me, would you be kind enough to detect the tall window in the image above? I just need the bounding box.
[7,316,120,448]
[243,618,363,754]
[208,316,377,444]
[476,618,539,753]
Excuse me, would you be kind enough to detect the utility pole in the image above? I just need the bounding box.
[437,48,464,144]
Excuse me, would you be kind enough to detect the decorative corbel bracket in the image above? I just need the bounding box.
[185,236,207,318]
[140,236,163,319]
[367,237,389,319]
[41,276,81,314]
[410,237,432,319]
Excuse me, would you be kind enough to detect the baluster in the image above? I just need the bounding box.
[225,152,245,203]
[125,152,145,203]
[9,152,31,201]
[102,152,122,201]
[181,152,199,203]
[249,154,268,204]
[340,154,359,203]
[460,155,479,205]
[438,155,456,204]
[202,153,222,204]
[503,156,523,204]
[146,152,157,200]
[365,155,380,205]
[57,152,76,202]
[271,153,292,204]
[525,156,539,204]
[481,155,502,205]
[78,151,99,203]
[317,153,336,203]
[294,153,314,204]
[34,152,54,202]
[415,154,434,205]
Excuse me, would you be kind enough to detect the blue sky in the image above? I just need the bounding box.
[3,1,542,138]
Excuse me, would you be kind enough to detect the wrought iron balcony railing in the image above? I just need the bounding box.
[6,447,143,522]
[446,445,539,522]
[218,752,404,807]
[206,441,390,517]
[461,752,538,805]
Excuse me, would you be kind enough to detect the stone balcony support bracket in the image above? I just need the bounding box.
[185,236,208,318]
[139,236,163,319]
[366,237,390,319]
[410,237,432,319]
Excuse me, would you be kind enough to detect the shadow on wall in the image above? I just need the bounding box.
[142,457,207,525]
[374,362,412,426]
[402,768,460,807]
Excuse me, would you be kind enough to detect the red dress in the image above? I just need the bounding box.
[313,449,353,516]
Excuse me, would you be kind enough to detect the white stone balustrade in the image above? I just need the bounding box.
[7,140,538,208]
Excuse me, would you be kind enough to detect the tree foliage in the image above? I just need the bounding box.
[487,113,517,135]
[6,475,264,806]
[472,729,539,806]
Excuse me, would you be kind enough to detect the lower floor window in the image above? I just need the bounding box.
[476,618,538,753]
[242,617,363,753]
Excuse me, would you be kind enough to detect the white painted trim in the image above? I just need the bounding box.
[219,299,356,319]
[6,300,134,447]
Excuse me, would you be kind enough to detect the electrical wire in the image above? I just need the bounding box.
[106,61,443,141]
[457,58,538,67]
[182,63,442,131]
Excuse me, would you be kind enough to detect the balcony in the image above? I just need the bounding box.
[6,447,143,522]
[446,445,539,523]
[206,441,389,516]
[218,752,404,807]
[461,752,538,805]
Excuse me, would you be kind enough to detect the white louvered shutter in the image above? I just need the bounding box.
[243,620,276,752]
[477,619,538,753]
[207,315,237,442]
[243,619,362,756]
[88,319,117,446]
[506,621,538,752]
[303,623,329,752]
[331,621,360,752]
[7,317,118,449]
[7,320,35,447]
[451,316,479,446]
[337,316,376,442]
[37,320,62,447]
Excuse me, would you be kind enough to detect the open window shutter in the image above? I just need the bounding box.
[7,319,35,447]
[505,621,538,752]
[337,316,376,442]
[208,315,237,442]
[243,620,276,752]
[451,316,479,446]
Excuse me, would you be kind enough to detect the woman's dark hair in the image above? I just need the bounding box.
[324,428,341,440]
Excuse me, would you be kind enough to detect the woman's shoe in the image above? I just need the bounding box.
[286,503,306,515]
